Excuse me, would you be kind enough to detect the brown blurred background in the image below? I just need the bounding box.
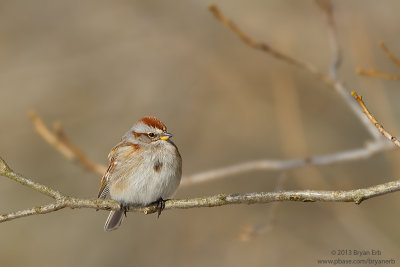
[1,1,400,266]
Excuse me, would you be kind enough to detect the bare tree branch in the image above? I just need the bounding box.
[28,111,392,186]
[379,41,400,68]
[357,68,400,80]
[208,4,332,85]
[0,157,63,199]
[315,0,341,80]
[1,157,400,223]
[357,41,400,80]
[352,91,400,147]
[28,111,106,175]
[239,172,288,242]
[182,131,392,185]
[332,82,383,141]
[1,203,66,222]
[314,0,381,142]
[208,3,382,141]
[28,111,77,162]
[52,121,106,174]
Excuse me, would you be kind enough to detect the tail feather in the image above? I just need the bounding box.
[104,210,124,231]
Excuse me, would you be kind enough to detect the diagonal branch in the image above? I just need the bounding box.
[28,111,106,175]
[357,42,400,80]
[28,111,393,186]
[208,4,332,85]
[0,157,63,199]
[1,157,400,224]
[28,111,76,161]
[208,3,382,141]
[379,41,400,68]
[351,91,400,147]
[52,121,106,174]
[332,82,382,141]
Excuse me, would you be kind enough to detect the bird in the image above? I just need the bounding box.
[97,116,182,231]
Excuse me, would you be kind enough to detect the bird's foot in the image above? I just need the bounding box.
[120,203,129,217]
[154,198,168,218]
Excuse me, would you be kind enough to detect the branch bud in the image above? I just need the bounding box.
[0,157,12,173]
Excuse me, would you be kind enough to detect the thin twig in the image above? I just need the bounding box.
[351,92,400,147]
[315,1,381,141]
[357,68,400,81]
[315,0,341,80]
[380,41,400,68]
[28,111,76,161]
[356,42,400,81]
[0,157,63,199]
[316,0,382,140]
[182,141,391,185]
[208,4,381,141]
[1,157,400,223]
[28,111,393,186]
[333,82,382,141]
[28,111,106,175]
[208,4,332,85]
[53,121,106,174]
[239,172,288,242]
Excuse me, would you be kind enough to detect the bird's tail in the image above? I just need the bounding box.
[104,210,124,231]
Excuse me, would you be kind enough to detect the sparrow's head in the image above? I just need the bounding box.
[126,116,173,145]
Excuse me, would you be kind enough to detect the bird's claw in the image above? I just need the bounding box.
[155,198,167,218]
[120,203,128,217]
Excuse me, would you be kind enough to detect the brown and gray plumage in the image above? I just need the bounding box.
[98,117,182,231]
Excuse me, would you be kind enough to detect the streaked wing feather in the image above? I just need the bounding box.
[108,140,132,160]
[98,141,134,199]
[97,160,115,198]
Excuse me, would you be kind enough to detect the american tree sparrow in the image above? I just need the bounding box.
[98,117,182,231]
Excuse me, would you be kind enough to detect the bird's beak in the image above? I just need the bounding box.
[160,132,173,141]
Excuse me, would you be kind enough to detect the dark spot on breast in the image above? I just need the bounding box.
[153,160,163,172]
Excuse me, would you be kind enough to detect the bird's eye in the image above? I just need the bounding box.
[148,132,155,138]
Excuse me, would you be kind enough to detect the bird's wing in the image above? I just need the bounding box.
[97,159,116,198]
[97,141,133,199]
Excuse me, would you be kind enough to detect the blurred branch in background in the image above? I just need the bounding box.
[28,111,106,175]
[357,69,400,81]
[315,0,341,80]
[239,172,288,242]
[208,3,331,85]
[380,41,400,68]
[27,1,394,187]
[1,156,400,224]
[209,2,381,141]
[238,2,338,237]
[357,42,400,80]
[28,110,393,186]
[238,1,341,239]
